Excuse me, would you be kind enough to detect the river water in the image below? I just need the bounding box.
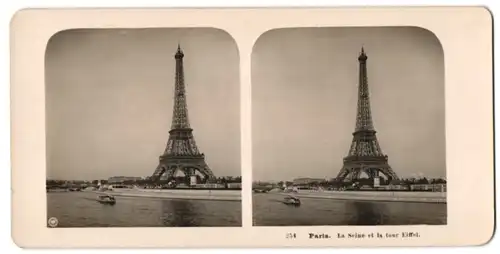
[47,192,242,227]
[252,193,447,226]
[47,192,446,227]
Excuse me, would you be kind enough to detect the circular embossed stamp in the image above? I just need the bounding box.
[47,217,59,228]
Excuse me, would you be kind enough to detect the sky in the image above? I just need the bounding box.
[45,28,240,180]
[252,27,445,181]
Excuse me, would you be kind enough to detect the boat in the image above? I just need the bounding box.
[96,194,116,205]
[282,195,301,206]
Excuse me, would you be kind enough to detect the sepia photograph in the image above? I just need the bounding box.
[252,27,447,226]
[45,28,242,227]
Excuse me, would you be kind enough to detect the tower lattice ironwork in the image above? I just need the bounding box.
[151,45,216,184]
[336,48,399,182]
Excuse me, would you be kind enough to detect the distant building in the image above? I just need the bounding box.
[107,176,142,184]
[292,178,326,185]
[227,183,242,189]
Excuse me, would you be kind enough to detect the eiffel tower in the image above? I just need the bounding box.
[336,48,399,182]
[150,45,216,185]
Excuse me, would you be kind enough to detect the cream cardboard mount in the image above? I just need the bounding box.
[10,7,494,248]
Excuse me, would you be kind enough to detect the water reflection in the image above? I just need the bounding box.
[161,199,199,227]
[346,201,387,225]
[252,193,446,226]
[46,192,241,227]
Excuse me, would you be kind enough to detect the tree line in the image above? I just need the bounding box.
[256,177,447,189]
[46,175,242,187]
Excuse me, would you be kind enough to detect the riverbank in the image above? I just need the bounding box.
[273,190,446,204]
[92,188,241,202]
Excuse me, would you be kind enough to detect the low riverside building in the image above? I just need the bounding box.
[192,183,241,189]
[292,178,327,185]
[227,183,242,189]
[292,178,328,189]
[107,176,143,184]
[410,184,447,192]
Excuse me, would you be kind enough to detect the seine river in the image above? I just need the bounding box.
[47,192,242,227]
[252,193,447,226]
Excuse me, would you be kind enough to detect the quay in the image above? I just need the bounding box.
[273,190,446,204]
[91,188,241,202]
